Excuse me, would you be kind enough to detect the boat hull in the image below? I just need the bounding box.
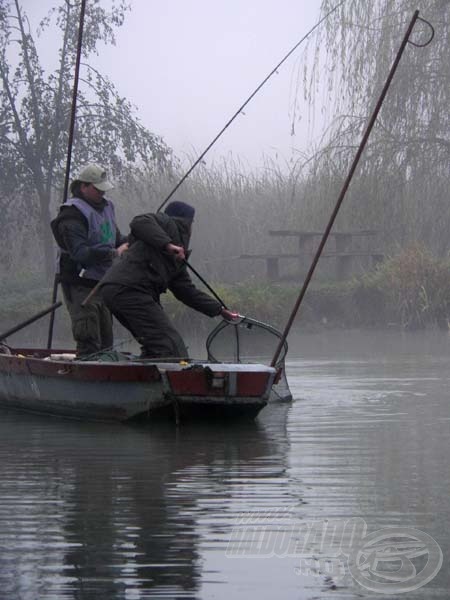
[0,349,276,422]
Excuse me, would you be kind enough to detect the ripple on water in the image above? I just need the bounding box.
[0,335,449,599]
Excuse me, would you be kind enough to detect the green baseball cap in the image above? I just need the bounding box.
[76,163,114,192]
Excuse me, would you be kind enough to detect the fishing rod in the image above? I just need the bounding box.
[47,0,88,349]
[183,260,228,309]
[81,3,346,308]
[81,256,229,309]
[148,0,347,313]
[156,0,345,213]
[270,10,435,368]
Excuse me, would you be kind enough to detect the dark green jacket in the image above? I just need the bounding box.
[100,212,222,317]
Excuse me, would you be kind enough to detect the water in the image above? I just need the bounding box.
[0,331,449,599]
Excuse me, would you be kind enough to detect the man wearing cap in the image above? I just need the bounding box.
[99,201,238,359]
[51,163,128,357]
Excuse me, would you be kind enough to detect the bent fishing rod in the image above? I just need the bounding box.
[81,2,345,308]
[270,10,435,368]
[156,0,345,212]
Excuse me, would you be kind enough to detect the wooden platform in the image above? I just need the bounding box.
[240,230,383,280]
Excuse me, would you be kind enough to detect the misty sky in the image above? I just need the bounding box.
[22,0,324,169]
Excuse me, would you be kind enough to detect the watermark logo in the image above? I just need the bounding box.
[348,527,443,593]
[226,512,442,594]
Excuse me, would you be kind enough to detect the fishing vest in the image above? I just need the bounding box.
[62,197,117,281]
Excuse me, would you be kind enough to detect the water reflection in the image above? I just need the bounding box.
[0,407,289,599]
[0,331,449,599]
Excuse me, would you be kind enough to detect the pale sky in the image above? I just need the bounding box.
[22,0,325,169]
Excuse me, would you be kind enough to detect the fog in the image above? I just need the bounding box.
[21,0,322,169]
[2,1,448,332]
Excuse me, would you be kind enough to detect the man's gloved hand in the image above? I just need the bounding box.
[221,307,240,321]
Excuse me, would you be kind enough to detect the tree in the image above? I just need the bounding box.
[0,0,173,277]
[292,0,449,254]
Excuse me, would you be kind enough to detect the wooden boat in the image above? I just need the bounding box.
[0,313,291,423]
[0,346,281,422]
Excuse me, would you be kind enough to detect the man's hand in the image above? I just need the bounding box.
[165,243,186,261]
[116,242,129,257]
[221,307,240,321]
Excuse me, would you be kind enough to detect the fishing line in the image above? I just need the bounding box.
[157,0,346,212]
[79,3,348,316]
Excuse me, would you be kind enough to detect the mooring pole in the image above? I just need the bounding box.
[47,0,88,349]
[1,302,62,343]
[271,10,431,367]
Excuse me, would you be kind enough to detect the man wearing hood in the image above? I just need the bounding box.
[100,200,238,359]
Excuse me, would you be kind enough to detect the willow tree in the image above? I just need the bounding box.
[293,1,449,254]
[0,0,172,277]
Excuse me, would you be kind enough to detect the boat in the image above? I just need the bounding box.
[0,348,277,422]
[0,317,291,423]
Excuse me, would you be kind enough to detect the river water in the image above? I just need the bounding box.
[0,331,448,599]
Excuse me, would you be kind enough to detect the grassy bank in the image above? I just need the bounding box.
[1,246,449,346]
[167,245,450,335]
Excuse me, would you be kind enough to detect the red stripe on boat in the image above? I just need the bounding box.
[166,370,270,397]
